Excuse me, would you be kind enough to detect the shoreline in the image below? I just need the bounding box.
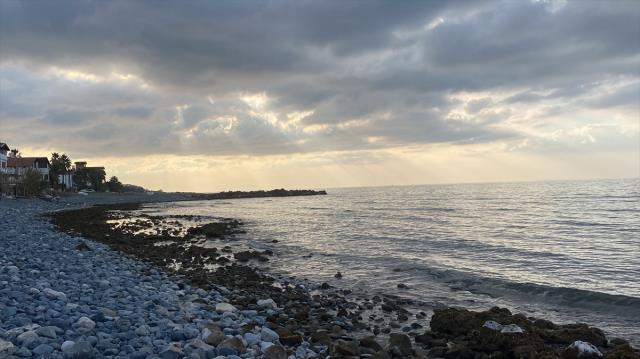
[1,194,638,358]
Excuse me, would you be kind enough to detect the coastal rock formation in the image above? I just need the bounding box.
[416,307,639,358]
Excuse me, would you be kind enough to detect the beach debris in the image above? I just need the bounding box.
[483,320,503,331]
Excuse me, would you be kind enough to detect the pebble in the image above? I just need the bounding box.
[0,198,312,358]
[261,327,280,343]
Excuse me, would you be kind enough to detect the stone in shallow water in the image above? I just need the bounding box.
[261,327,279,343]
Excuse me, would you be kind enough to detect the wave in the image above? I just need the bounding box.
[391,263,640,316]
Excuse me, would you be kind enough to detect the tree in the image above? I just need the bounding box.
[49,152,72,189]
[74,167,106,191]
[23,168,43,197]
[107,176,124,192]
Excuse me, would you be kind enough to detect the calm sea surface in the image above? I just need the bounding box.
[141,178,640,343]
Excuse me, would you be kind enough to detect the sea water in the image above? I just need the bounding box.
[141,178,640,344]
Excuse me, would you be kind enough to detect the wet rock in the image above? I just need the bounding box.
[359,336,383,352]
[331,339,359,356]
[562,341,603,358]
[387,333,412,357]
[334,271,343,279]
[545,324,608,347]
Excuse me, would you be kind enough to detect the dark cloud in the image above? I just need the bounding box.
[0,0,638,157]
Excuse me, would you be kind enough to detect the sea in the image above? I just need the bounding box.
[138,178,640,344]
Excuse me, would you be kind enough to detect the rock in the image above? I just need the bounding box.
[135,324,151,336]
[75,316,96,334]
[397,283,409,289]
[160,344,185,359]
[279,333,303,346]
[263,344,287,359]
[330,339,359,356]
[387,333,412,357]
[63,341,94,359]
[261,327,280,343]
[0,339,15,353]
[311,330,331,346]
[483,320,503,331]
[204,328,227,346]
[43,288,67,301]
[76,241,91,251]
[359,336,383,352]
[562,341,603,359]
[16,331,39,347]
[501,323,524,334]
[218,337,245,354]
[244,332,261,346]
[257,299,277,309]
[430,308,480,336]
[546,324,608,347]
[61,340,75,352]
[334,271,343,279]
[32,343,54,355]
[35,326,58,339]
[215,303,237,313]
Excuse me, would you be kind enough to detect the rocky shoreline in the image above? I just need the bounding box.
[1,195,638,358]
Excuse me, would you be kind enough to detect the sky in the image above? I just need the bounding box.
[0,0,638,191]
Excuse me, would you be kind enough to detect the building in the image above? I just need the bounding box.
[0,143,9,173]
[7,157,51,182]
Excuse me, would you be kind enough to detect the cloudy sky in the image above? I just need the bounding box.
[1,0,638,191]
